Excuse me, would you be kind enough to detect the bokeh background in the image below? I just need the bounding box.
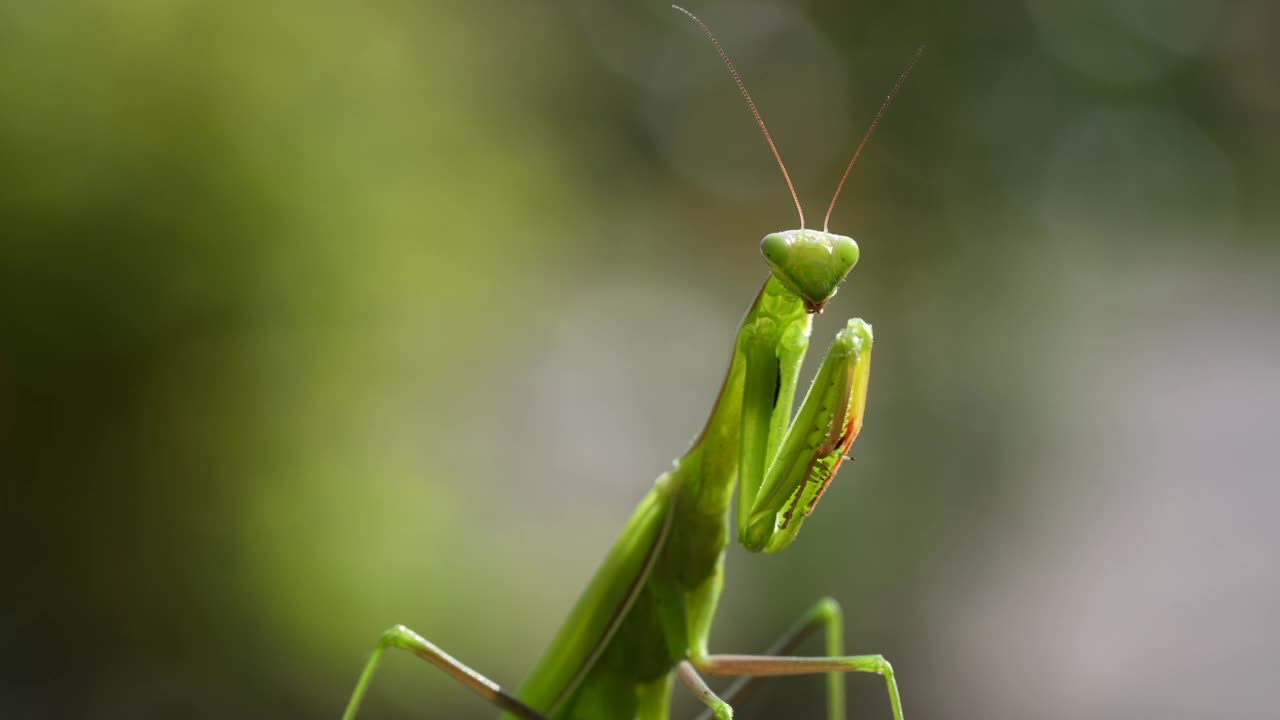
[3,1,1278,718]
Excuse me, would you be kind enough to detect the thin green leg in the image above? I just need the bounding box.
[693,597,843,720]
[341,624,546,720]
[692,597,901,720]
[676,660,734,720]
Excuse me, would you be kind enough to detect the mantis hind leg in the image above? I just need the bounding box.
[690,597,901,720]
[342,624,547,720]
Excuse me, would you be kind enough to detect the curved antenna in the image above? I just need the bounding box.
[672,4,805,229]
[823,45,924,233]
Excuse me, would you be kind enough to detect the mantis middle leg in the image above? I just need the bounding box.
[686,597,900,720]
[342,625,547,720]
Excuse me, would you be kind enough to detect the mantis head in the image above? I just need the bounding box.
[675,3,919,313]
[761,230,859,313]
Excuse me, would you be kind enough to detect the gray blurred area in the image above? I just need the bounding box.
[2,1,1278,718]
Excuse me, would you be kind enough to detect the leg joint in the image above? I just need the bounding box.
[814,596,843,622]
[379,624,425,651]
[870,654,894,678]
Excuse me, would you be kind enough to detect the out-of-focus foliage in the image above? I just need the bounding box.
[2,1,1277,719]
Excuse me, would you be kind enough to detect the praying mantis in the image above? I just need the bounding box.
[342,5,921,719]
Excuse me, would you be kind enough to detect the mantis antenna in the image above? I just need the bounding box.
[823,45,925,232]
[672,4,806,229]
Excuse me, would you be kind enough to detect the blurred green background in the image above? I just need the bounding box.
[3,1,1278,718]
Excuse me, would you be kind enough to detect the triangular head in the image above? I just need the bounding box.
[761,230,859,313]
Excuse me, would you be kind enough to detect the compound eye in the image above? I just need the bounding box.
[832,234,859,269]
[760,233,790,264]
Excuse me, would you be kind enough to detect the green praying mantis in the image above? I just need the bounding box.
[342,5,921,719]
